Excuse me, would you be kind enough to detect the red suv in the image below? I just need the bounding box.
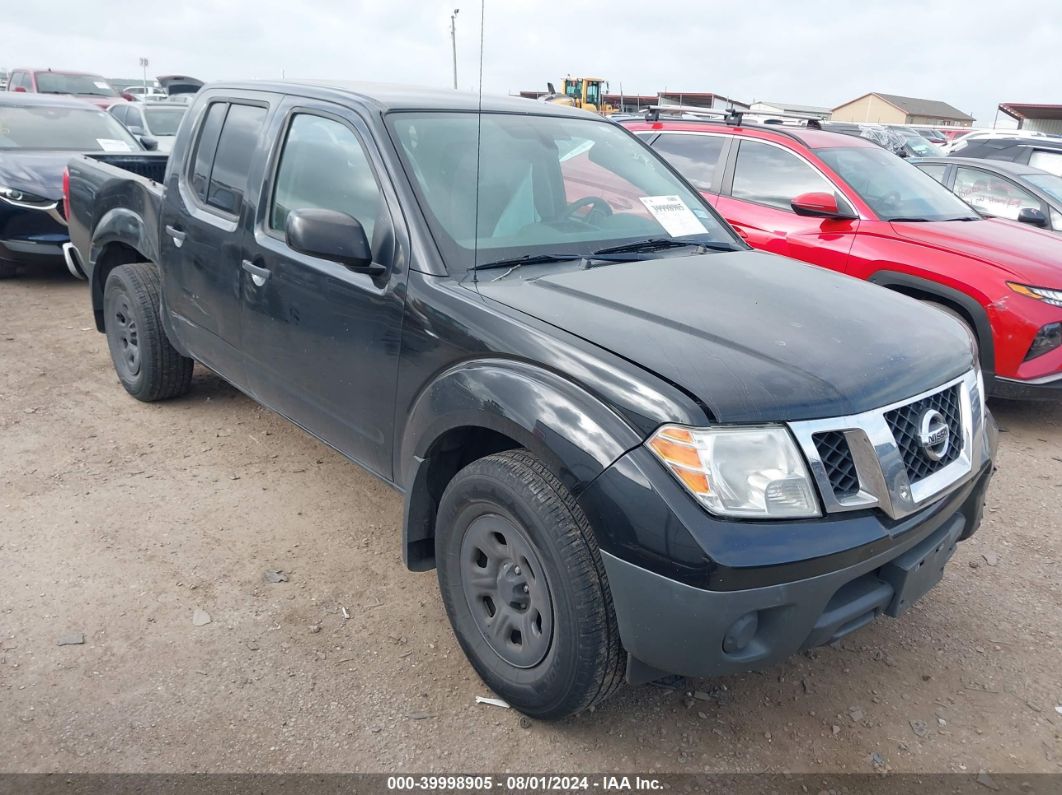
[621,117,1062,398]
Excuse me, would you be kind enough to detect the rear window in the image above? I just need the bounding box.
[0,104,140,151]
[206,104,267,214]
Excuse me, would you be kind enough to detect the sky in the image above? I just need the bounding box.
[3,0,1059,126]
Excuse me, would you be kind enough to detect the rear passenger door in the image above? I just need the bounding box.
[648,132,730,206]
[159,95,271,384]
[238,99,408,480]
[714,138,859,273]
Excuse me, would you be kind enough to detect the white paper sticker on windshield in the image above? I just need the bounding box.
[94,81,110,89]
[640,195,708,237]
[97,138,132,152]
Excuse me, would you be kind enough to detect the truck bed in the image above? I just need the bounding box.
[66,153,170,286]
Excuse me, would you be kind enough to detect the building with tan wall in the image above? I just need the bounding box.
[832,92,974,127]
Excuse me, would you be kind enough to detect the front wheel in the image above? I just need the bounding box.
[104,263,194,402]
[436,450,625,720]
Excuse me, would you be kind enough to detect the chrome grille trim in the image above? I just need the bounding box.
[789,371,985,520]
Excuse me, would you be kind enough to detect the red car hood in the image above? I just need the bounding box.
[889,218,1062,285]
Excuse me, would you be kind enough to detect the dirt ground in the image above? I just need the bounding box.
[1,267,1060,775]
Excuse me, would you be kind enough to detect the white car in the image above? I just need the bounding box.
[944,128,1050,155]
[108,101,187,153]
[122,85,168,102]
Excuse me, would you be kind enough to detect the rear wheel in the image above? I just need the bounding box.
[0,261,18,279]
[104,262,194,402]
[436,450,625,720]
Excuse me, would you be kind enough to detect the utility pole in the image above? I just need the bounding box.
[450,8,460,90]
[139,56,149,96]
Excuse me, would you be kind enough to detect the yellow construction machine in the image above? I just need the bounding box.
[542,77,614,115]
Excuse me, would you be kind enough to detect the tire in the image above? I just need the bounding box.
[436,449,625,720]
[103,262,194,402]
[0,260,18,279]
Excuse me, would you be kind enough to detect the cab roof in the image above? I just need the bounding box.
[0,92,107,111]
[205,80,596,119]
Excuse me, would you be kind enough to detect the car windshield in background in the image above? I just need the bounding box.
[898,130,942,157]
[818,146,977,221]
[388,111,739,269]
[0,105,140,151]
[1026,173,1062,203]
[35,72,118,97]
[144,106,187,136]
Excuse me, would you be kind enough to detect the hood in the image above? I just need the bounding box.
[473,251,974,423]
[0,151,74,199]
[890,217,1062,285]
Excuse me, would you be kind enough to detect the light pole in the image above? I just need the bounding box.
[450,8,460,90]
[139,56,149,97]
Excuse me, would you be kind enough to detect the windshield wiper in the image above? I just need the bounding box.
[469,253,585,273]
[590,238,736,255]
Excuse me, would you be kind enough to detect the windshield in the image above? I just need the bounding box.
[817,146,977,221]
[898,130,942,157]
[1026,173,1062,204]
[35,72,117,97]
[143,106,187,136]
[388,111,739,269]
[0,105,140,151]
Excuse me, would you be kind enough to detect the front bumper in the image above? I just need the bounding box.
[991,371,1062,400]
[599,462,992,682]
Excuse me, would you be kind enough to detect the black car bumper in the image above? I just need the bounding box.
[0,237,65,267]
[991,373,1062,400]
[580,421,996,683]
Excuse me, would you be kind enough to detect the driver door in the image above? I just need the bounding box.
[715,138,859,274]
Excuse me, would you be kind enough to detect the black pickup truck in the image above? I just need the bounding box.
[66,81,997,719]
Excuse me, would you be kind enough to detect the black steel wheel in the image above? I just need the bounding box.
[459,512,554,669]
[436,450,625,720]
[103,263,194,402]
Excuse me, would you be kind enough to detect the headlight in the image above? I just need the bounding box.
[0,186,56,208]
[647,425,820,519]
[1008,282,1062,309]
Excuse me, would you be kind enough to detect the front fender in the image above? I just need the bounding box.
[400,358,643,491]
[398,358,646,570]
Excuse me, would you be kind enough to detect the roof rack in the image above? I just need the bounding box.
[640,105,820,145]
[643,104,824,128]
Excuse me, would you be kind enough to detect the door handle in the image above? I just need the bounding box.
[242,259,271,287]
[164,225,186,247]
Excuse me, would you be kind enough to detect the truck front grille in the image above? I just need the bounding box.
[788,371,984,520]
[812,431,859,499]
[883,385,963,482]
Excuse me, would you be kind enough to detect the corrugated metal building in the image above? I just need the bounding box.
[997,104,1062,135]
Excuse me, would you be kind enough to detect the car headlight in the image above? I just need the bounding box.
[0,186,56,208]
[647,425,820,519]
[1008,282,1062,308]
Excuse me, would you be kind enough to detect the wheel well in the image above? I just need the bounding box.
[91,243,150,331]
[404,426,522,571]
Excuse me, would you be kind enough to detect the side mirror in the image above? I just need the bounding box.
[791,191,856,220]
[121,92,135,101]
[139,135,158,151]
[285,208,382,274]
[1017,207,1048,228]
[13,86,26,93]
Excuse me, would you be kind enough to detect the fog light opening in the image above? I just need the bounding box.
[1024,322,1062,362]
[722,611,759,654]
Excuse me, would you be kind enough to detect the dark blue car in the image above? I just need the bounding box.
[0,92,143,278]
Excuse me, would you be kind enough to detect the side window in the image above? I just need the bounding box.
[206,104,267,214]
[110,104,128,124]
[270,114,386,251]
[127,107,144,130]
[190,102,228,203]
[953,167,1040,220]
[732,140,835,210]
[1029,150,1062,177]
[916,163,947,184]
[652,133,726,191]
